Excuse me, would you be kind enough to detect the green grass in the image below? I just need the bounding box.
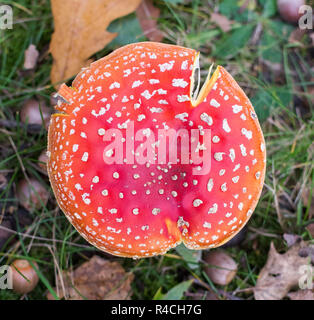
[0,0,313,300]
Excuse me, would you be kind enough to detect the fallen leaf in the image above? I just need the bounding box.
[289,28,306,44]
[283,233,301,247]
[287,290,314,300]
[50,0,142,86]
[210,12,233,32]
[49,255,134,300]
[298,246,314,264]
[254,241,313,300]
[24,44,39,70]
[136,0,164,42]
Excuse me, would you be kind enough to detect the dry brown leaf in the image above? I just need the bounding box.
[24,44,39,70]
[50,0,142,86]
[283,233,301,247]
[49,255,134,300]
[287,290,314,300]
[136,0,163,42]
[254,241,313,300]
[289,28,306,44]
[210,13,233,32]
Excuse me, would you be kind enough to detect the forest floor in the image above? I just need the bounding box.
[0,0,313,300]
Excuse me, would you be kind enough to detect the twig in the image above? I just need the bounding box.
[0,119,43,134]
[248,226,281,238]
[0,225,94,249]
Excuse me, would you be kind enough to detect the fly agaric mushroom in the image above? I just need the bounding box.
[47,42,266,258]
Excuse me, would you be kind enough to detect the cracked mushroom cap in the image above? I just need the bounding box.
[47,42,266,258]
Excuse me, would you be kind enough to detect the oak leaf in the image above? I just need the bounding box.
[287,290,314,300]
[254,241,313,300]
[50,0,142,86]
[48,255,134,300]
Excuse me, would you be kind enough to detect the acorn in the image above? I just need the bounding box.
[11,259,39,294]
[204,250,238,286]
[16,178,49,211]
[277,0,305,24]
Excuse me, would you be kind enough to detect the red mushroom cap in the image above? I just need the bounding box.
[47,42,266,258]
